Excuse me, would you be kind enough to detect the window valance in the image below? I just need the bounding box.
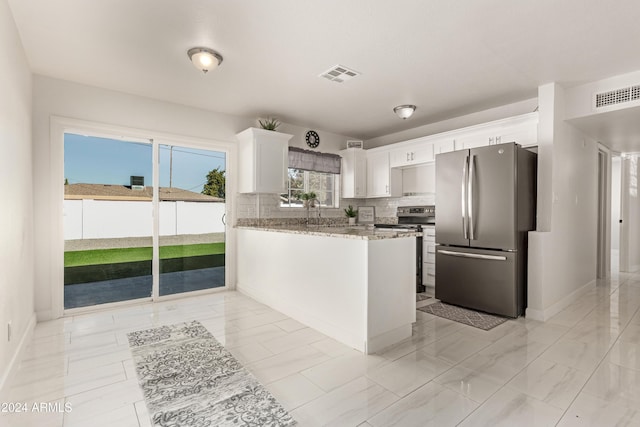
[288,147,341,174]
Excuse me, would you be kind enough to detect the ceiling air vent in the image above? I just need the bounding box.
[319,65,360,83]
[595,84,640,108]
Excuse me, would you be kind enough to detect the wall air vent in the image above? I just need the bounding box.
[319,65,360,83]
[595,84,640,108]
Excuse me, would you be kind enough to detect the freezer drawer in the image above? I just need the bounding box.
[435,246,521,318]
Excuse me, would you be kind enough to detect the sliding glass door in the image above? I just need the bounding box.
[63,133,226,310]
[158,144,226,296]
[63,134,153,309]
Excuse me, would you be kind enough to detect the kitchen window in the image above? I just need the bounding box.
[281,168,339,208]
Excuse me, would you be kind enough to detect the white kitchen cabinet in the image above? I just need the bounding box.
[499,122,538,147]
[236,128,293,194]
[453,129,495,151]
[367,150,402,198]
[339,148,367,198]
[389,142,434,168]
[423,226,436,287]
[433,138,455,156]
[453,113,538,151]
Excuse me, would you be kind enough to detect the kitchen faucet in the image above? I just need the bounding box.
[306,198,321,227]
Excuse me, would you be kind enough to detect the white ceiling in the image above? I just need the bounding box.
[7,0,640,142]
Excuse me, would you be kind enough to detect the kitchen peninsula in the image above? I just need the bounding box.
[236,225,418,354]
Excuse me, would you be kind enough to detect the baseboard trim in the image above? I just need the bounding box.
[0,313,36,399]
[526,279,596,321]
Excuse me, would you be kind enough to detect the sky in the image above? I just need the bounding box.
[64,133,226,192]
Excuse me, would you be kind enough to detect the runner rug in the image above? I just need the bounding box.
[417,302,508,330]
[127,320,296,427]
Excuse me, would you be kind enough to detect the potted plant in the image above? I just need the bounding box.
[297,192,317,208]
[344,205,357,225]
[258,117,280,131]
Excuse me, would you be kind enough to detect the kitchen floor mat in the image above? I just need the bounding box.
[416,293,432,302]
[417,302,508,330]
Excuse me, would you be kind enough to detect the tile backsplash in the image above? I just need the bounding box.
[235,192,435,226]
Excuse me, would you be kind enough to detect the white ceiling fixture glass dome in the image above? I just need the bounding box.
[393,105,417,119]
[187,47,223,74]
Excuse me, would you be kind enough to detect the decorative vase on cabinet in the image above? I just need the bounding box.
[236,128,293,194]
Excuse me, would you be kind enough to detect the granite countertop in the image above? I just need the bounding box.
[236,225,423,240]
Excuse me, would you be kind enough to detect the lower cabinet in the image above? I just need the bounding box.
[423,226,436,288]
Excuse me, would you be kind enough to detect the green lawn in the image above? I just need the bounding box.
[64,242,225,267]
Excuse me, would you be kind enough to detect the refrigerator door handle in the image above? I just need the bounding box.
[462,154,469,239]
[438,249,506,261]
[468,154,475,240]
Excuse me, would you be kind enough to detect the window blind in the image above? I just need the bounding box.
[288,147,341,174]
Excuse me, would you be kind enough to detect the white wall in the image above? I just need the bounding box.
[63,200,225,240]
[527,83,598,321]
[0,0,36,393]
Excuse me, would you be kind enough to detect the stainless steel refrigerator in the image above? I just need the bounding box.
[435,142,536,318]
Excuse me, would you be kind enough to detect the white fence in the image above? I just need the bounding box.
[64,199,226,240]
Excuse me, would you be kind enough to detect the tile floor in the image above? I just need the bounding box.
[2,269,640,426]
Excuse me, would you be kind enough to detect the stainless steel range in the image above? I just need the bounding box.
[375,205,435,293]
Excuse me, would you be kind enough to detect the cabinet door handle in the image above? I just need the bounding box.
[386,184,389,193]
[411,152,415,161]
[406,153,410,162]
[496,136,501,144]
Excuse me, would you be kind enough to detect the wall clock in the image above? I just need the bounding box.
[306,130,320,148]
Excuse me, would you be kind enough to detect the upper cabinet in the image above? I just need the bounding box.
[453,129,498,150]
[453,113,538,151]
[349,113,538,198]
[389,142,434,168]
[432,138,455,156]
[367,150,402,198]
[339,148,367,198]
[236,128,293,194]
[498,120,538,147]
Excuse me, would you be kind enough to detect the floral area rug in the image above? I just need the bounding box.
[127,321,296,427]
[417,302,508,330]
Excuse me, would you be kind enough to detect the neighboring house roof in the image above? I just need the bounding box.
[64,183,224,202]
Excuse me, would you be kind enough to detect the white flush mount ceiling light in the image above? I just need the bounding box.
[393,105,417,119]
[187,47,223,74]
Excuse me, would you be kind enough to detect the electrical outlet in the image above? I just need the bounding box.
[7,322,11,342]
